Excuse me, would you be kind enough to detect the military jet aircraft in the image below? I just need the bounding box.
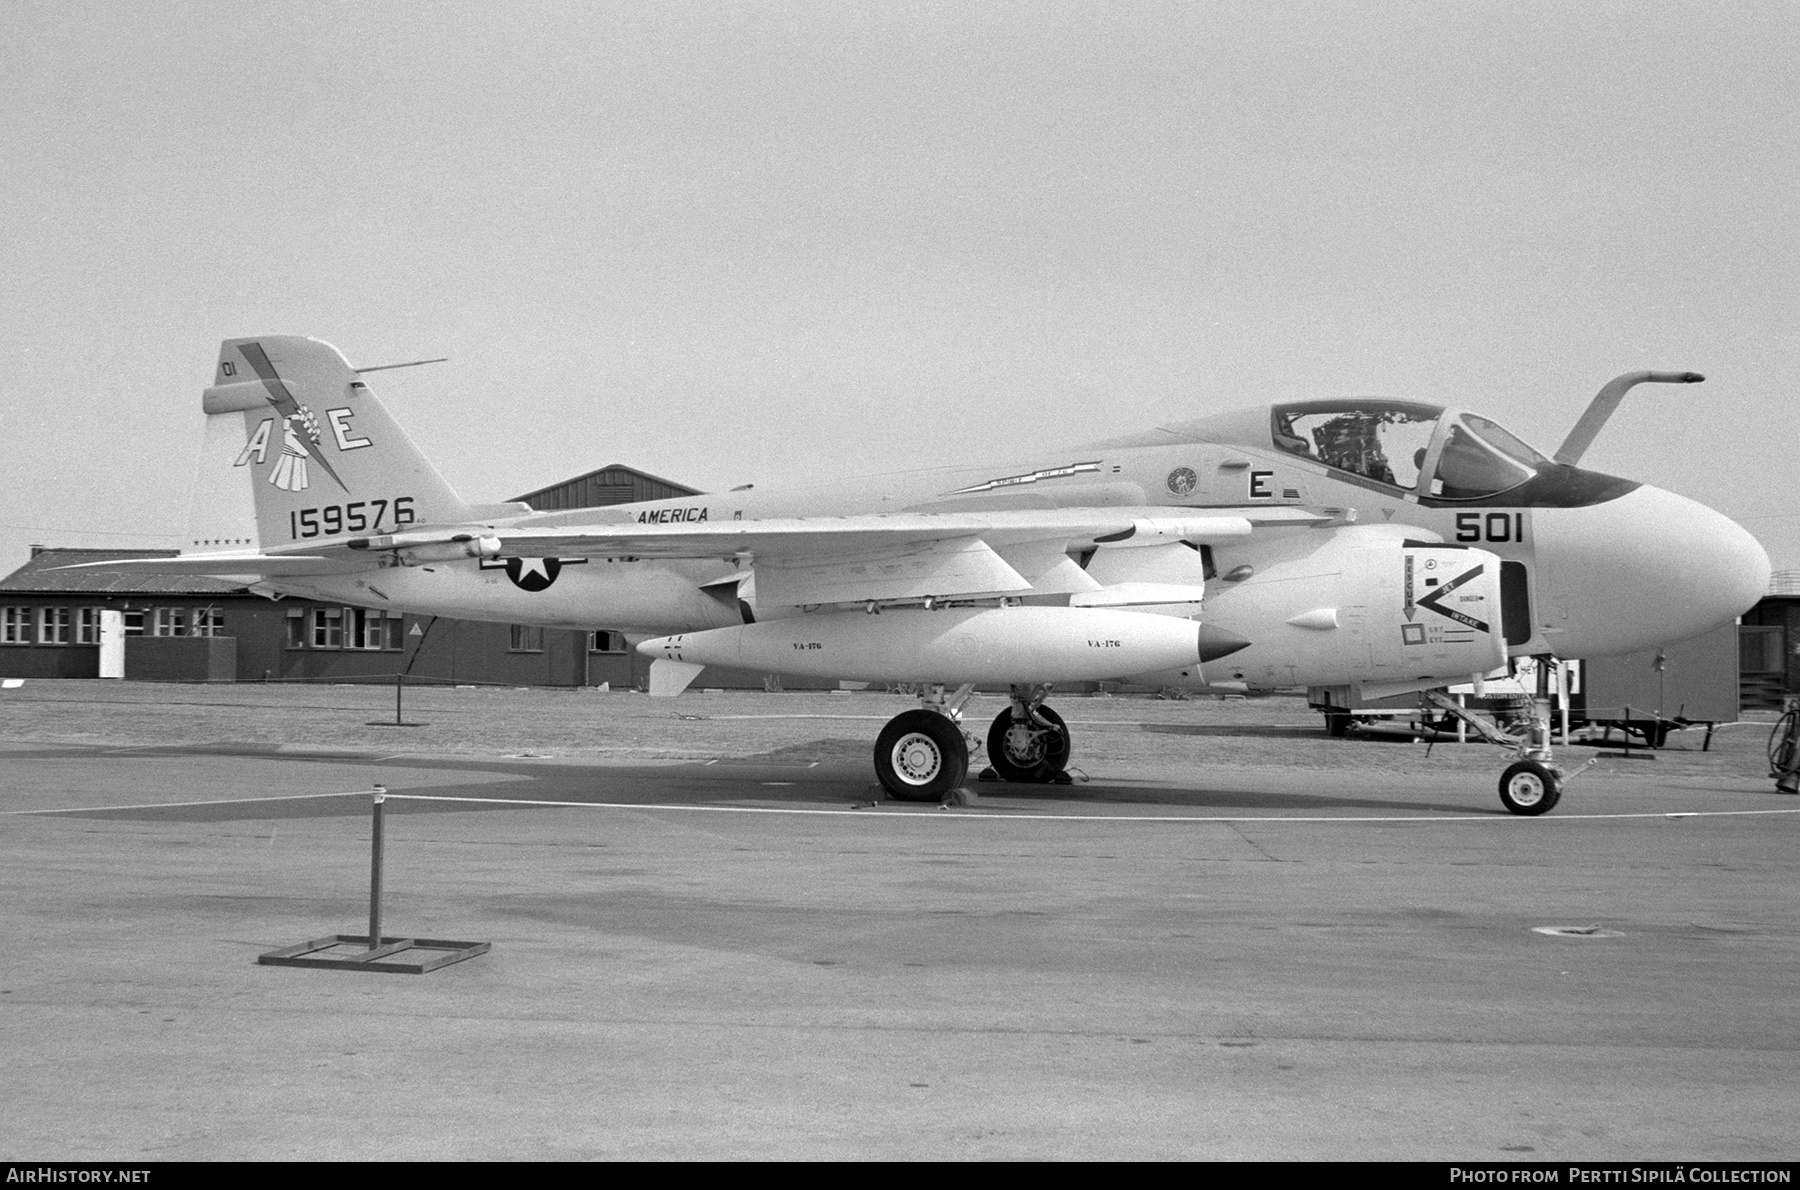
[82,336,1769,815]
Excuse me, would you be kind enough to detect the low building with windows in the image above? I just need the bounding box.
[0,464,771,689]
[0,548,251,681]
[0,547,639,686]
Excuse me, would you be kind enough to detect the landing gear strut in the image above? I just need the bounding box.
[1425,681,1575,816]
[984,685,1072,784]
[873,683,975,801]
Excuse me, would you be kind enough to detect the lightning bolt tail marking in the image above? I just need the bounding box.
[237,341,351,494]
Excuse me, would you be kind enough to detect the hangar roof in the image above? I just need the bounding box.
[512,463,702,512]
[0,549,251,596]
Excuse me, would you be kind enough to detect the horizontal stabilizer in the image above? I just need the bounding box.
[53,554,347,577]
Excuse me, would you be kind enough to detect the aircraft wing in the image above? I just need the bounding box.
[47,505,1342,604]
[484,506,1335,605]
[487,509,1269,557]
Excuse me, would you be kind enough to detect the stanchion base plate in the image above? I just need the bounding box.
[258,934,488,974]
[364,721,430,727]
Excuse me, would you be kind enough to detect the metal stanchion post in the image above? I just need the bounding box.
[368,790,385,951]
[257,780,487,973]
[366,672,426,728]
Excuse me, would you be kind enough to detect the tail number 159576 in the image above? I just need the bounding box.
[290,497,415,539]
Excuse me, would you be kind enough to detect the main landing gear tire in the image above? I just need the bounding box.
[1498,760,1562,816]
[875,710,969,802]
[985,706,1071,783]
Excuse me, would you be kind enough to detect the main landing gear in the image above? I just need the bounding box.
[983,684,1072,784]
[872,683,1075,801]
[874,684,976,801]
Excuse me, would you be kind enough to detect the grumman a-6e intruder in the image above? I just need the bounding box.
[82,337,1770,814]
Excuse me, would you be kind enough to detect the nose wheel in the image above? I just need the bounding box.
[1498,759,1562,816]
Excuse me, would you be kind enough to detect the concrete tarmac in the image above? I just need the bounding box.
[1,706,1797,1161]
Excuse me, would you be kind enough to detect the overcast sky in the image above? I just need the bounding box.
[2,0,1795,575]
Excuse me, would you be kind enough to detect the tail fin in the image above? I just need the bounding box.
[182,337,474,552]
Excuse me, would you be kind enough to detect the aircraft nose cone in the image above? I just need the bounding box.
[1535,485,1769,656]
[1710,507,1775,620]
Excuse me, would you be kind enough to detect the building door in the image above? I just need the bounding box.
[98,610,125,679]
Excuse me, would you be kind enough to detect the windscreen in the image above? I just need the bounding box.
[1430,414,1550,499]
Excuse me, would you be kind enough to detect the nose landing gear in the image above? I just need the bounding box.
[1496,696,1566,815]
[1425,687,1574,815]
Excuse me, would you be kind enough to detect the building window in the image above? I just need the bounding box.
[285,610,306,649]
[38,607,71,645]
[591,630,628,653]
[509,624,544,652]
[123,610,144,636]
[1,607,29,644]
[190,608,224,637]
[1741,625,1785,675]
[347,608,398,651]
[310,607,343,649]
[76,608,102,645]
[152,608,186,637]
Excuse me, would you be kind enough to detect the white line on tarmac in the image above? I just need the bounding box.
[689,714,891,721]
[8,790,1797,824]
[374,794,1800,824]
[0,791,371,816]
[693,714,1296,729]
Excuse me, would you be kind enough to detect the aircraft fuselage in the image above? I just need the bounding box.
[269,396,1767,691]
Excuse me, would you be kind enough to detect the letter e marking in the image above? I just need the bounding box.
[327,408,373,451]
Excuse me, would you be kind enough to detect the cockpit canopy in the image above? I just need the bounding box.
[1271,401,1551,500]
